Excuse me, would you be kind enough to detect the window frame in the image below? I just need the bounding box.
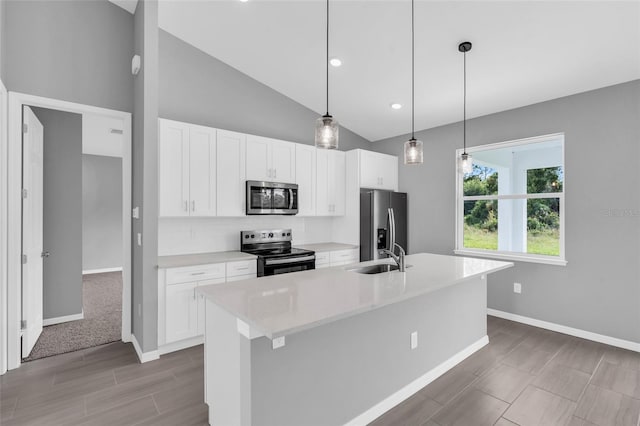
[454,133,567,266]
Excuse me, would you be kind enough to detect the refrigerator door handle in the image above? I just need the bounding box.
[388,207,396,253]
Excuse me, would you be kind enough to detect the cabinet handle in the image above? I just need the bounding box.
[193,289,196,300]
[268,168,272,178]
[191,200,195,212]
[191,272,206,276]
[235,266,249,271]
[184,201,188,212]
[274,169,277,179]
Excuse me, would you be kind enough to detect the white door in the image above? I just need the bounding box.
[159,119,190,217]
[22,106,44,358]
[216,130,246,216]
[270,140,296,183]
[189,125,217,216]
[245,135,271,181]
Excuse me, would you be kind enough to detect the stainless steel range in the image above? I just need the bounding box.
[240,229,315,277]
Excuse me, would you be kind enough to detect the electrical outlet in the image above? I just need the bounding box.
[272,336,285,350]
[137,233,142,246]
[514,282,522,294]
[410,331,418,349]
[132,207,139,219]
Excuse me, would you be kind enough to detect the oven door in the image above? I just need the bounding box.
[259,255,315,276]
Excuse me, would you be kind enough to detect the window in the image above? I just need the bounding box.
[455,134,566,266]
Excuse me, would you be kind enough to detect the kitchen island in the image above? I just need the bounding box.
[198,253,512,426]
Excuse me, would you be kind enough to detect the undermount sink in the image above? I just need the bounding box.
[347,263,412,274]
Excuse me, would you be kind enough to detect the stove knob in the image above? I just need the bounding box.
[287,232,291,236]
[282,233,285,237]
[251,234,255,238]
[268,233,274,238]
[244,235,249,239]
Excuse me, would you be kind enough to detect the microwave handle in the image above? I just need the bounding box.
[289,188,294,209]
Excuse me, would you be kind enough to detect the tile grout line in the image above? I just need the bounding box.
[571,349,606,422]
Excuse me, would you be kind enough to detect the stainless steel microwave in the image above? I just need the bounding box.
[246,181,298,215]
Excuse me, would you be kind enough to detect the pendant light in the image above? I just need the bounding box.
[459,41,473,174]
[315,0,339,149]
[404,0,423,165]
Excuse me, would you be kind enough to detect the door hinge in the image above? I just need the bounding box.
[21,320,27,330]
[22,188,28,199]
[22,254,27,264]
[23,123,28,134]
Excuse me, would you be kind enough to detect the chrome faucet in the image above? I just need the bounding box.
[381,207,406,272]
[382,243,406,272]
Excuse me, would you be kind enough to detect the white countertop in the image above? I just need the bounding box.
[294,242,359,252]
[197,253,513,339]
[157,251,256,268]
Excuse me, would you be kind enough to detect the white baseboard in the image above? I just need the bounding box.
[345,335,489,426]
[82,267,123,275]
[43,311,84,326]
[131,334,160,363]
[158,335,204,356]
[487,308,640,353]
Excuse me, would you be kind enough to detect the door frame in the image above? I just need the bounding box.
[0,80,8,375]
[5,92,132,371]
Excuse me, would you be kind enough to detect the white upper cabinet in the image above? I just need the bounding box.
[246,135,296,183]
[217,130,246,216]
[159,119,217,217]
[159,120,190,217]
[295,144,316,216]
[358,149,398,191]
[316,150,345,216]
[189,125,217,216]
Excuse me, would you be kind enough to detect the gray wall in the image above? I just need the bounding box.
[132,0,159,353]
[82,155,122,271]
[372,80,640,344]
[4,0,133,112]
[159,31,371,151]
[0,0,6,81]
[32,107,83,320]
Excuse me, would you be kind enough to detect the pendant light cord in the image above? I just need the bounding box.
[463,48,467,154]
[411,0,415,140]
[326,0,329,116]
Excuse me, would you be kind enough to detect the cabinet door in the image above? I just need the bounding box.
[217,130,247,216]
[166,282,198,343]
[159,119,190,217]
[270,140,296,183]
[359,150,381,189]
[246,135,271,181]
[315,149,331,216]
[189,125,217,216]
[295,144,316,216]
[378,154,398,191]
[196,278,226,336]
[329,150,346,216]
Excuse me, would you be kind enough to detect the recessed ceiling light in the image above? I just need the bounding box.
[390,103,402,110]
[329,58,342,67]
[239,0,249,2]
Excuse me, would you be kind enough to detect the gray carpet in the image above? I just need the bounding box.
[24,271,122,361]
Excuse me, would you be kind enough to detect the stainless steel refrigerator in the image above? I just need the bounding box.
[360,189,408,261]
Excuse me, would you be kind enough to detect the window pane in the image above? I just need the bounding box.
[463,165,498,196]
[463,200,498,250]
[527,167,563,194]
[527,198,560,256]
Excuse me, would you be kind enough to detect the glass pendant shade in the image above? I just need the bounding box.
[315,114,339,149]
[404,138,423,165]
[460,152,473,174]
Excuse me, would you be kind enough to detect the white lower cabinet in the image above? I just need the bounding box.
[159,260,257,353]
[315,248,359,268]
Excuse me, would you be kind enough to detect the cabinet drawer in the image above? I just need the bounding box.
[226,274,257,282]
[315,252,330,265]
[166,263,226,285]
[226,260,257,277]
[330,249,359,264]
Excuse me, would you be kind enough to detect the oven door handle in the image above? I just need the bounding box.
[265,255,315,266]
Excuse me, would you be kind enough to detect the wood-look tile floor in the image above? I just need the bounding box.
[373,316,640,426]
[1,316,639,426]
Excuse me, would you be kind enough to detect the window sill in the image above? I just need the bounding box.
[453,249,568,266]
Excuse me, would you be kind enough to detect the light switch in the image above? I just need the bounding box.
[132,207,139,219]
[137,233,142,246]
[411,331,418,349]
[272,336,285,350]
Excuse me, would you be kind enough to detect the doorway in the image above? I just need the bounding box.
[5,93,131,370]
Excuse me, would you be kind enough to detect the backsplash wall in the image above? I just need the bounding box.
[158,216,336,256]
